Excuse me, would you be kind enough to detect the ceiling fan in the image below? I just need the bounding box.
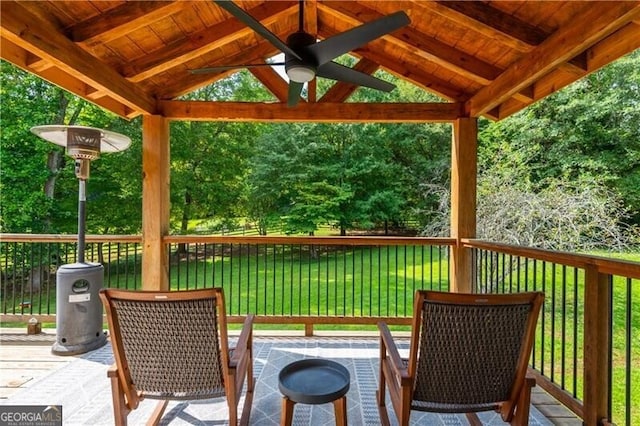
[190,0,410,106]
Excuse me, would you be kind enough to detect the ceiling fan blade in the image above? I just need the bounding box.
[306,11,409,66]
[214,0,302,61]
[317,62,395,92]
[288,81,304,107]
[190,62,286,74]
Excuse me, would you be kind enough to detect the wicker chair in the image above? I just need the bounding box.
[100,288,254,426]
[377,290,544,426]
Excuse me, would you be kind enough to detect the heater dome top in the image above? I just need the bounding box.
[31,125,131,154]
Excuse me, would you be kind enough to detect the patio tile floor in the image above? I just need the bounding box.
[1,336,553,425]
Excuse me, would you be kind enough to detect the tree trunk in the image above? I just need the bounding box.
[176,191,192,255]
[42,90,83,231]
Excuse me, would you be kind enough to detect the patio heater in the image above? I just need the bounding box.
[31,125,131,356]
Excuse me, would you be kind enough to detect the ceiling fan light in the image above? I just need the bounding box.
[286,65,315,83]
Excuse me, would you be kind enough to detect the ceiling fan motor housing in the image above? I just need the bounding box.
[285,31,317,82]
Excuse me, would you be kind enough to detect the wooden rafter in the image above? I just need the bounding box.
[303,0,318,36]
[496,22,640,120]
[424,1,546,52]
[66,1,187,46]
[122,1,297,83]
[156,39,281,99]
[317,20,468,102]
[352,46,470,102]
[1,37,133,118]
[323,2,501,85]
[0,1,156,115]
[159,101,463,123]
[468,2,640,116]
[249,67,292,103]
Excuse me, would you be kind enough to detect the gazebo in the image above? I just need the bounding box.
[2,1,639,424]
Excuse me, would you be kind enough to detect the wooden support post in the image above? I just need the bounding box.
[583,264,611,425]
[142,115,170,291]
[304,323,314,337]
[450,118,477,293]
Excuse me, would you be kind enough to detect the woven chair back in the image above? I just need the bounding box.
[109,292,226,400]
[411,298,533,412]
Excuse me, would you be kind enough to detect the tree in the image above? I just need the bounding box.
[247,122,412,235]
[170,72,270,234]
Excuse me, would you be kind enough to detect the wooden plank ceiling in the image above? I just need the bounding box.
[1,0,639,122]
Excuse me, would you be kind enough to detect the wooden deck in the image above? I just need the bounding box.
[0,329,582,425]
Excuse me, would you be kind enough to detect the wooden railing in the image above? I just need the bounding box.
[1,233,638,425]
[464,239,640,426]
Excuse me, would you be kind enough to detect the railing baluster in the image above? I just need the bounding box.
[561,265,567,390]
[551,262,556,383]
[369,247,373,316]
[573,267,578,398]
[430,245,434,290]
[625,278,632,426]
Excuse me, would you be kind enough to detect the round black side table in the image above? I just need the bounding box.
[278,359,350,426]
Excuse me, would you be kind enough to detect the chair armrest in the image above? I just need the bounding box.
[378,321,409,379]
[230,314,254,367]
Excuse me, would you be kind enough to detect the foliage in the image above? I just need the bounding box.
[479,50,640,224]
[477,175,639,251]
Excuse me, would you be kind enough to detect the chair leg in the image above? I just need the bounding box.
[108,367,129,426]
[377,340,389,426]
[147,400,169,426]
[228,396,238,426]
[465,413,483,426]
[376,391,391,426]
[511,377,535,426]
[239,376,255,426]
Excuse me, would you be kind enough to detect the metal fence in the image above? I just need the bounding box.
[469,241,639,426]
[1,235,452,327]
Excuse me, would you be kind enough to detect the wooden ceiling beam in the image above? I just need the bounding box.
[303,0,318,36]
[320,2,501,85]
[249,67,292,103]
[0,2,156,115]
[319,58,379,103]
[65,1,187,47]
[496,21,640,120]
[156,40,281,99]
[352,46,469,102]
[159,100,463,123]
[424,1,545,52]
[25,54,54,73]
[467,2,640,117]
[1,37,133,118]
[321,2,532,111]
[308,78,317,103]
[123,2,297,83]
[318,20,468,102]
